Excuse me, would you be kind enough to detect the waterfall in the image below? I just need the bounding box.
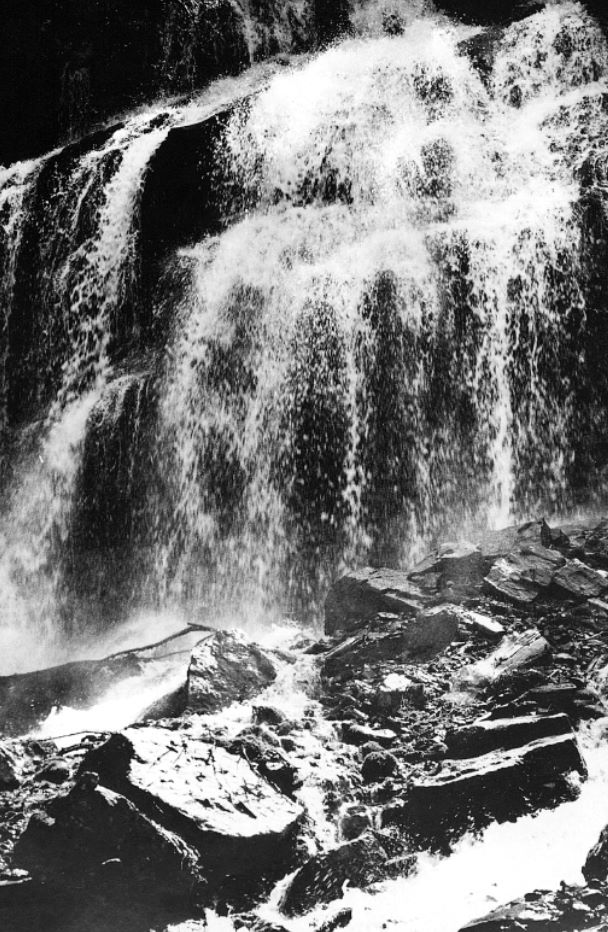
[0,1,607,665]
[153,2,608,616]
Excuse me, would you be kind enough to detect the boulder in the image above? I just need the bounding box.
[0,743,21,790]
[323,607,458,675]
[584,825,608,882]
[552,560,608,601]
[13,782,200,902]
[187,630,277,714]
[444,714,572,759]
[455,630,550,692]
[82,724,303,882]
[281,834,413,916]
[342,723,398,748]
[325,568,426,635]
[460,884,608,931]
[456,610,505,640]
[408,542,485,595]
[383,734,586,848]
[361,750,399,784]
[484,545,565,605]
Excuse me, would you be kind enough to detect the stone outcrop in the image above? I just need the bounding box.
[187,629,277,713]
[325,568,426,635]
[383,734,586,848]
[281,834,415,916]
[323,607,459,676]
[460,884,608,931]
[82,724,303,883]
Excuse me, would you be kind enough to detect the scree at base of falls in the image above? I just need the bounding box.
[3,1,608,931]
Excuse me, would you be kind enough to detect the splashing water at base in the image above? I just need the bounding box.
[196,724,608,932]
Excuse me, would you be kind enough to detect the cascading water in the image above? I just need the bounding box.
[0,1,607,652]
[153,1,608,617]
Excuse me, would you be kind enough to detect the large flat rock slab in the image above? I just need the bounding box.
[325,568,427,635]
[456,630,551,692]
[383,734,586,848]
[187,630,277,713]
[444,714,572,759]
[82,724,303,880]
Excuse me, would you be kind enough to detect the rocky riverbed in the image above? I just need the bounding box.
[4,516,608,930]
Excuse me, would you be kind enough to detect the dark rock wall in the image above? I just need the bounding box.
[0,0,323,166]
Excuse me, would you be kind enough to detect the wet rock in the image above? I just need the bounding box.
[187,630,277,714]
[342,723,398,748]
[253,705,287,727]
[339,805,373,841]
[323,607,458,675]
[373,674,426,713]
[444,714,572,759]
[484,545,565,605]
[227,730,301,798]
[383,734,586,848]
[82,724,304,884]
[0,628,201,736]
[456,630,551,692]
[584,825,608,882]
[0,744,21,790]
[325,568,426,635]
[435,0,545,27]
[33,759,72,785]
[408,542,485,595]
[13,783,200,901]
[553,560,608,601]
[460,884,608,931]
[281,834,406,916]
[361,750,399,784]
[457,609,505,640]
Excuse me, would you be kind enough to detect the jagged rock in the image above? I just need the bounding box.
[484,545,565,605]
[342,723,398,748]
[281,834,409,916]
[584,825,608,881]
[383,734,586,848]
[553,560,608,601]
[373,674,425,713]
[33,759,72,785]
[361,750,399,784]
[187,630,277,713]
[0,743,21,790]
[460,884,608,931]
[227,730,301,798]
[316,909,354,932]
[325,568,426,635]
[339,805,373,841]
[456,630,551,692]
[408,542,485,594]
[82,724,303,883]
[323,607,458,675]
[457,609,505,640]
[444,714,572,759]
[13,783,200,900]
[252,705,287,727]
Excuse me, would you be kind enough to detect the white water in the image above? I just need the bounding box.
[0,3,607,656]
[155,2,606,614]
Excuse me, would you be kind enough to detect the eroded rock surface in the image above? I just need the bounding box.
[187,630,277,713]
